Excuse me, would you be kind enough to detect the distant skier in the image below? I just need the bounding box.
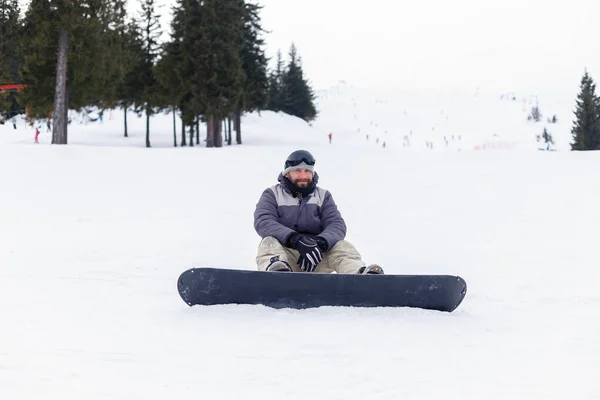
[328,132,332,144]
[34,127,40,143]
[253,149,383,275]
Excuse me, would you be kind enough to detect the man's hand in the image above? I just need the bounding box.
[289,235,323,272]
[314,236,329,252]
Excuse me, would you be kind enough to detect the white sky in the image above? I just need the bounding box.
[18,0,600,93]
[257,0,600,93]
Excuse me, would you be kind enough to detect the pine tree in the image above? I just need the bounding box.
[67,1,122,110]
[542,127,554,146]
[54,0,116,143]
[161,0,268,147]
[571,70,600,151]
[208,0,245,147]
[266,50,284,111]
[0,0,22,75]
[19,0,60,121]
[0,0,24,121]
[542,127,553,145]
[181,0,244,148]
[96,0,130,110]
[19,0,118,143]
[280,43,317,122]
[155,41,181,147]
[164,0,201,146]
[118,19,145,138]
[235,1,269,143]
[0,54,11,115]
[528,105,541,122]
[0,0,19,115]
[137,0,162,148]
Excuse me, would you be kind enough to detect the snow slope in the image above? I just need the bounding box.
[1,89,599,399]
[312,83,574,151]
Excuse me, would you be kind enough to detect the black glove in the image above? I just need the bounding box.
[314,236,329,252]
[288,234,323,272]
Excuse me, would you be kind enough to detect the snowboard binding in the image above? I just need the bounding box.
[358,265,384,275]
[266,257,292,272]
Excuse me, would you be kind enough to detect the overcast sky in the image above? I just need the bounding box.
[18,0,600,94]
[257,0,599,93]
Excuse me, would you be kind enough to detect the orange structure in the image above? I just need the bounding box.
[0,84,26,92]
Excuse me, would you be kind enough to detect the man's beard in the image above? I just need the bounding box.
[282,175,315,197]
[293,179,311,188]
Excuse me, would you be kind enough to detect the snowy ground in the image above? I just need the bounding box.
[1,87,599,399]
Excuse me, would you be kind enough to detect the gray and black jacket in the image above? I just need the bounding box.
[253,172,347,251]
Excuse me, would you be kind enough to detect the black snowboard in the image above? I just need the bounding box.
[177,268,467,312]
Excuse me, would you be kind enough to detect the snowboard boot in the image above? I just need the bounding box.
[358,264,384,275]
[266,257,292,272]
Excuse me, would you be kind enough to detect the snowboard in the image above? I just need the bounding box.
[177,267,467,312]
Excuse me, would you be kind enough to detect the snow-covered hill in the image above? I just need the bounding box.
[312,82,575,151]
[3,82,575,152]
[1,85,599,399]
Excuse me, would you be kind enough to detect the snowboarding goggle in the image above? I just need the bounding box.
[285,157,315,167]
[285,150,316,168]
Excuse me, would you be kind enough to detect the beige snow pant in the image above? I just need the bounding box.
[256,236,365,274]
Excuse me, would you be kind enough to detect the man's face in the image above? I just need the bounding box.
[286,168,313,188]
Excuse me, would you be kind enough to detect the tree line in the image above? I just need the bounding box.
[0,0,318,147]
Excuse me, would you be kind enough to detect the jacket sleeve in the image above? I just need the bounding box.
[254,188,295,246]
[317,191,347,250]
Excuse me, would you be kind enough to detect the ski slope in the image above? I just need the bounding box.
[312,83,574,151]
[1,87,599,399]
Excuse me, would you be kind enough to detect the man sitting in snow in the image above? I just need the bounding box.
[253,149,383,274]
